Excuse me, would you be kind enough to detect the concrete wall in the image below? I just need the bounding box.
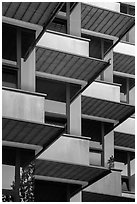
[104,131,114,168]
[82,81,120,102]
[38,136,89,166]
[70,3,81,37]
[70,96,81,135]
[85,170,122,196]
[38,32,89,57]
[114,42,135,56]
[114,117,135,135]
[104,50,113,83]
[85,2,120,12]
[70,192,81,202]
[2,89,45,123]
[21,50,35,92]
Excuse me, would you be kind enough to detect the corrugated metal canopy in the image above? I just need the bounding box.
[36,46,109,82]
[114,131,135,149]
[82,191,135,202]
[81,3,135,38]
[35,159,110,184]
[2,2,62,26]
[82,96,135,123]
[2,117,64,148]
[114,52,135,75]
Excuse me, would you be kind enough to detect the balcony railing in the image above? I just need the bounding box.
[2,87,46,123]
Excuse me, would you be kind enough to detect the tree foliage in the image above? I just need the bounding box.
[2,162,35,202]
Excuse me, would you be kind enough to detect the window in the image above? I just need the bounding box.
[114,149,135,192]
[120,3,135,44]
[2,66,18,88]
[113,75,135,104]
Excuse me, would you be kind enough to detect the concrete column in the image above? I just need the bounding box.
[70,3,81,37]
[104,50,113,83]
[70,95,81,135]
[104,130,114,168]
[21,49,35,92]
[70,192,82,202]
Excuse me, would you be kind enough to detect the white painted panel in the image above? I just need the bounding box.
[85,2,120,12]
[114,117,135,135]
[2,165,15,189]
[114,42,135,56]
[85,170,122,196]
[82,81,120,102]
[38,32,89,56]
[38,136,89,165]
[2,90,45,123]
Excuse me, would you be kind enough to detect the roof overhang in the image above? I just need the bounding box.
[82,96,135,127]
[114,52,135,75]
[35,159,110,196]
[2,117,64,155]
[114,131,135,149]
[81,3,135,55]
[82,191,135,202]
[2,2,64,60]
[36,46,110,102]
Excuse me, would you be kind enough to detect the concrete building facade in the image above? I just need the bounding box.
[2,2,135,202]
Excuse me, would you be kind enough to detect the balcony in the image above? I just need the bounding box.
[83,81,120,102]
[38,30,90,57]
[81,3,135,39]
[2,87,65,166]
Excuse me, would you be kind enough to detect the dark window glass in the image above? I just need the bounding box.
[2,23,17,61]
[2,66,18,88]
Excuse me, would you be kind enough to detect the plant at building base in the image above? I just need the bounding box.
[107,155,114,169]
[2,162,35,202]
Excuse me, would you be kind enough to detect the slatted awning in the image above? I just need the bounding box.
[36,46,110,82]
[114,131,135,149]
[35,159,110,188]
[114,52,135,75]
[81,3,135,38]
[2,2,63,26]
[82,96,135,125]
[2,117,64,149]
[82,191,135,202]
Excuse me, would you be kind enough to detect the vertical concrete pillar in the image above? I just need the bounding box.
[104,130,114,168]
[70,95,81,135]
[70,191,82,202]
[70,3,81,37]
[21,49,35,92]
[104,50,113,83]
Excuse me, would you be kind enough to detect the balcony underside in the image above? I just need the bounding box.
[114,131,135,149]
[81,3,135,38]
[82,96,135,126]
[35,159,110,197]
[2,117,64,154]
[114,52,135,75]
[2,2,63,27]
[82,191,135,202]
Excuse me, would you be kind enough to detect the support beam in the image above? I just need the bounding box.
[66,3,70,34]
[101,122,105,167]
[127,152,131,191]
[126,78,129,104]
[17,28,21,89]
[15,149,20,202]
[101,39,104,80]
[66,84,70,134]
[66,184,70,202]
